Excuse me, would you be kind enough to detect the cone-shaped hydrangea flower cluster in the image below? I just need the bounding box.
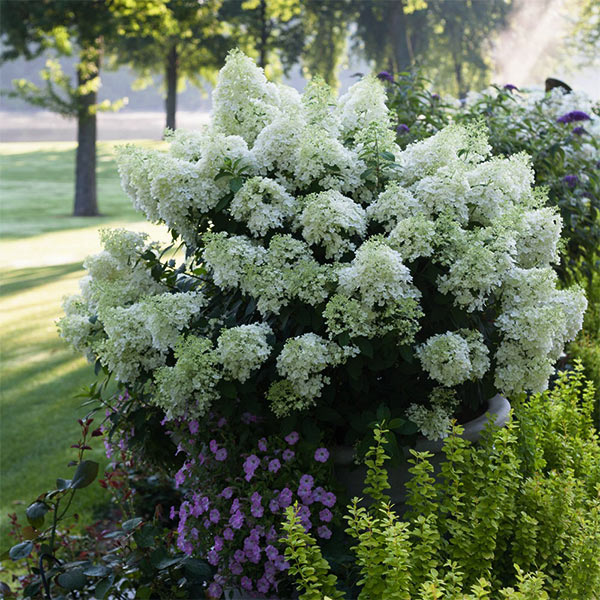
[59,50,586,440]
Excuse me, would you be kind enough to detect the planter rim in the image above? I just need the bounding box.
[333,394,511,464]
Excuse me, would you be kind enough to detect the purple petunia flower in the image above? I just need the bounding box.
[221,487,233,499]
[396,123,410,134]
[207,549,219,566]
[258,437,268,452]
[241,576,253,591]
[300,474,314,489]
[230,510,244,529]
[223,527,234,541]
[188,420,199,435]
[282,449,295,461]
[268,458,281,473]
[313,486,325,502]
[174,468,186,488]
[217,417,227,427]
[278,487,293,508]
[285,431,299,445]
[319,508,333,522]
[209,509,220,524]
[503,84,518,92]
[207,581,222,598]
[321,491,336,507]
[209,439,218,453]
[269,498,279,513]
[230,560,243,575]
[257,577,270,594]
[563,174,579,188]
[314,448,330,463]
[317,525,332,539]
[234,549,246,563]
[169,505,177,520]
[265,545,279,561]
[557,110,591,124]
[230,498,240,513]
[215,448,228,462]
[214,535,224,551]
[377,70,394,83]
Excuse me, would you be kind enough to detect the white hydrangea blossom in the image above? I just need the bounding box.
[271,333,357,415]
[83,229,166,313]
[366,183,422,231]
[95,304,165,383]
[466,153,535,224]
[115,145,161,221]
[230,176,295,236]
[202,232,266,290]
[244,235,333,314]
[387,215,436,261]
[57,295,100,361]
[411,166,471,223]
[292,125,363,193]
[141,292,206,352]
[514,207,562,268]
[338,238,421,308]
[153,335,221,419]
[494,267,587,395]
[397,124,491,184]
[407,387,459,441]
[338,76,390,139]
[299,190,366,258]
[417,330,489,387]
[212,49,282,145]
[217,323,272,382]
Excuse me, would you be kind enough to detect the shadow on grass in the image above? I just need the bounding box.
[0,262,84,298]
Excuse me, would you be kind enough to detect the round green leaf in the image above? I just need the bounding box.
[9,541,33,561]
[57,568,87,591]
[70,460,99,489]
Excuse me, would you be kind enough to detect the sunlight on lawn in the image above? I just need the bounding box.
[0,140,171,549]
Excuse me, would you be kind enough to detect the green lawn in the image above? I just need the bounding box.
[0,140,169,551]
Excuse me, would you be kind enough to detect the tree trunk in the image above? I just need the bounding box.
[258,0,268,69]
[165,44,178,131]
[390,0,412,74]
[73,53,98,217]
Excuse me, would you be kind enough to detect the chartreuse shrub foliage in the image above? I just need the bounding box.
[282,364,600,599]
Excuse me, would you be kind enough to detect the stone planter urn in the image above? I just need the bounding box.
[333,394,512,505]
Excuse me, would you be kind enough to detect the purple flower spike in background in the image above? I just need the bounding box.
[573,126,586,136]
[503,84,518,92]
[557,110,591,124]
[314,447,329,463]
[397,123,410,134]
[563,175,579,188]
[376,70,394,83]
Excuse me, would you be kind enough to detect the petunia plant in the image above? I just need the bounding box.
[60,49,587,449]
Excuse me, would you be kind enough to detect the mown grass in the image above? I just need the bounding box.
[0,140,168,551]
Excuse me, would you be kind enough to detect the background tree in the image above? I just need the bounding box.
[220,0,304,77]
[421,0,512,97]
[0,0,169,216]
[298,0,353,89]
[113,0,232,132]
[350,0,512,97]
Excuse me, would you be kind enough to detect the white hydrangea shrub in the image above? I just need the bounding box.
[60,50,587,439]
